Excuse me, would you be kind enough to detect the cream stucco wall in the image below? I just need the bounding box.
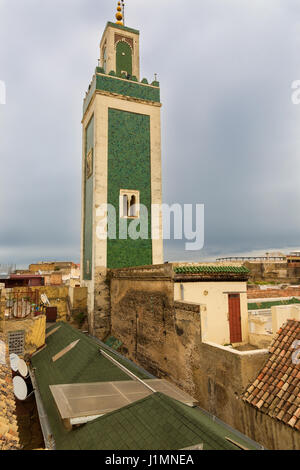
[174,281,249,345]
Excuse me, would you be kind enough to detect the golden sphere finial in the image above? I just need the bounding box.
[115,1,123,25]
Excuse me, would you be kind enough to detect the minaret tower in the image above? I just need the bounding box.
[81,3,163,338]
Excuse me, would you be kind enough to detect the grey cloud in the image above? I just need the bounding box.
[1,0,300,266]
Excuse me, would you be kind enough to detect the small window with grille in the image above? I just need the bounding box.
[8,330,25,356]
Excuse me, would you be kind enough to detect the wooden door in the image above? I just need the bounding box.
[228,294,242,343]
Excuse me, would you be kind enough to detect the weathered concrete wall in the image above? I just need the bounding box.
[110,264,174,373]
[0,289,4,333]
[110,267,299,449]
[272,305,300,333]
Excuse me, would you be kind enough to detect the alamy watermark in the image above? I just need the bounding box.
[0,80,6,105]
[96,203,204,251]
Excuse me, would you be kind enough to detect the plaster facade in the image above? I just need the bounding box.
[108,264,299,449]
[174,281,249,345]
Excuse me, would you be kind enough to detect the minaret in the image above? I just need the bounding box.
[81,3,163,338]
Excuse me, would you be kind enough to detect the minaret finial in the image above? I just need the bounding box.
[115,1,124,26]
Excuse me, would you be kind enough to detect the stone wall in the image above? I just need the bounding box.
[1,285,88,332]
[107,109,152,269]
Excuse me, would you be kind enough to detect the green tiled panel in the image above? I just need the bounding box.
[107,109,152,269]
[31,323,150,450]
[83,74,160,115]
[116,41,132,76]
[174,265,250,274]
[83,116,94,280]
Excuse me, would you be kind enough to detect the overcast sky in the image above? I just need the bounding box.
[1,0,300,266]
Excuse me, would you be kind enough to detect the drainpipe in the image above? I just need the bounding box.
[29,366,56,450]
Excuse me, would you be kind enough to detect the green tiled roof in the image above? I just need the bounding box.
[31,323,258,450]
[248,297,300,310]
[174,265,250,275]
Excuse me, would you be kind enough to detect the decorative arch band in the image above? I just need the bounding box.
[114,34,134,51]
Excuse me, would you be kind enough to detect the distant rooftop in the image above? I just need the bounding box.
[0,264,16,276]
[243,319,300,431]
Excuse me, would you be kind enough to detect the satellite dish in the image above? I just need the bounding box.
[10,353,20,372]
[13,376,28,401]
[18,359,28,378]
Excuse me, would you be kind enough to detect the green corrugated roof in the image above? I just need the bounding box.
[174,265,250,275]
[31,323,258,450]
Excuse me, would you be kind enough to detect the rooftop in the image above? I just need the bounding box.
[248,298,300,311]
[173,264,250,282]
[0,333,20,450]
[243,320,300,431]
